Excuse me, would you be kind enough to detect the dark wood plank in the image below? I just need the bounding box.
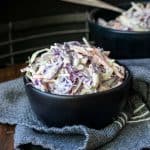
[0,64,26,83]
[0,124,15,150]
[0,64,26,150]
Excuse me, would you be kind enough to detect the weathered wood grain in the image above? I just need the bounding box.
[0,64,25,150]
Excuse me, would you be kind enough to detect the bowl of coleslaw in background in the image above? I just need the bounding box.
[89,1,150,59]
[22,40,132,129]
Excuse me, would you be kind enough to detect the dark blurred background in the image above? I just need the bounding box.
[0,0,138,22]
[0,0,146,67]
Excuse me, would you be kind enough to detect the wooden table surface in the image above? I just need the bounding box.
[0,64,26,150]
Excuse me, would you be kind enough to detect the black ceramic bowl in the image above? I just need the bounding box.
[24,64,131,129]
[89,2,150,59]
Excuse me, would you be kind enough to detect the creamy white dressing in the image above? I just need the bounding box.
[98,2,150,31]
[21,41,125,95]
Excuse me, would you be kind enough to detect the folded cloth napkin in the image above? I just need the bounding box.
[0,59,150,150]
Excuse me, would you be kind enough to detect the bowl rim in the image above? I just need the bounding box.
[24,62,132,99]
[88,4,150,35]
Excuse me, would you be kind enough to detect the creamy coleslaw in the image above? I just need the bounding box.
[21,40,125,95]
[98,2,150,31]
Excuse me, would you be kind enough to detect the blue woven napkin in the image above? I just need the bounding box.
[0,59,150,150]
